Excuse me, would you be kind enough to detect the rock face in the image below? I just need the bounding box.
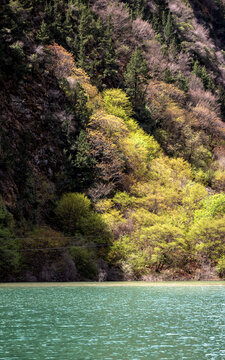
[197,259,220,281]
[23,257,79,282]
[21,258,125,282]
[97,260,124,282]
[141,264,220,282]
[0,69,73,212]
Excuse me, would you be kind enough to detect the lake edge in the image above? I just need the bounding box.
[0,280,225,287]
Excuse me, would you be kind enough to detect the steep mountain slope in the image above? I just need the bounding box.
[0,0,225,281]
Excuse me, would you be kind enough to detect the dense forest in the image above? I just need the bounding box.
[0,0,225,281]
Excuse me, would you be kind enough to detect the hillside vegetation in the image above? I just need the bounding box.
[0,0,225,281]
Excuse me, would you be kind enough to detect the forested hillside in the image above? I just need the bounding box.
[1,0,225,281]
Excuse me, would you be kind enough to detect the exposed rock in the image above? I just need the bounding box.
[24,271,37,282]
[197,259,220,281]
[38,257,78,281]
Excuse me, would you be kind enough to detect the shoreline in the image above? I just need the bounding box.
[0,280,225,287]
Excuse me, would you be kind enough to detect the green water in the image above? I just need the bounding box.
[0,282,225,359]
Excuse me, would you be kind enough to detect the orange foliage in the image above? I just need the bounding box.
[48,43,102,109]
[48,43,75,78]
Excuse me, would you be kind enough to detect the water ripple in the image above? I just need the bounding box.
[0,285,225,359]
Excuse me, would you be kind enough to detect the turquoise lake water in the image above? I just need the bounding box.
[0,282,225,359]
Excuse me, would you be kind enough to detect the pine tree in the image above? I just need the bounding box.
[164,12,174,44]
[163,68,175,84]
[100,18,118,88]
[77,8,86,69]
[134,0,144,18]
[44,1,52,17]
[124,47,149,106]
[52,0,63,42]
[152,12,160,32]
[162,10,167,28]
[218,84,225,122]
[63,2,73,35]
[193,61,215,92]
[71,83,92,129]
[169,37,179,57]
[193,60,201,77]
[36,20,50,44]
[78,6,95,71]
[123,0,145,19]
[62,83,95,191]
[201,66,215,92]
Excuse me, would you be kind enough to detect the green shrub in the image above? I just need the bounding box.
[18,227,68,272]
[55,193,91,234]
[55,192,111,243]
[69,246,97,279]
[188,216,225,260]
[0,199,19,280]
[194,193,225,221]
[216,256,225,278]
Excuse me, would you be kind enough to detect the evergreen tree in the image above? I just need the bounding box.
[63,2,73,35]
[152,12,160,32]
[36,20,50,44]
[218,84,225,122]
[100,18,118,88]
[162,10,167,28]
[163,68,175,84]
[44,1,52,17]
[51,0,63,42]
[193,61,215,92]
[201,66,215,92]
[131,0,144,19]
[77,6,96,72]
[61,83,95,191]
[78,8,86,69]
[164,12,175,44]
[193,60,201,77]
[124,47,149,106]
[123,0,145,19]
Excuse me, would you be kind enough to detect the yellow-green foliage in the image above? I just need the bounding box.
[102,88,133,120]
[55,193,111,243]
[102,209,125,233]
[119,127,160,178]
[165,102,186,124]
[89,111,128,138]
[51,48,161,186]
[95,152,224,276]
[55,193,91,234]
[188,217,225,261]
[89,107,160,183]
[146,80,216,173]
[149,156,192,186]
[50,46,225,277]
[182,182,208,211]
[194,193,225,221]
[216,256,225,278]
[68,71,102,110]
[212,170,225,191]
[123,119,160,161]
